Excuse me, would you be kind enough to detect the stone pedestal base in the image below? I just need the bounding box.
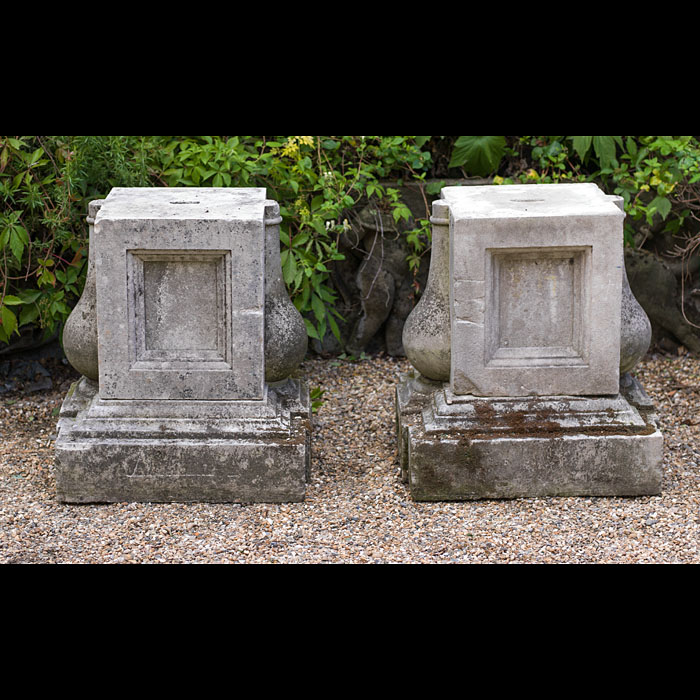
[396,372,663,501]
[55,377,311,503]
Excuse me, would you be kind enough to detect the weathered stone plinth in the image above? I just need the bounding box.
[56,377,310,503]
[56,188,310,503]
[398,183,663,501]
[396,372,662,501]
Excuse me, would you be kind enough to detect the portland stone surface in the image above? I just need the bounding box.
[56,188,310,503]
[397,183,663,501]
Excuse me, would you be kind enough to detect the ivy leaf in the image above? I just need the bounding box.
[449,136,506,176]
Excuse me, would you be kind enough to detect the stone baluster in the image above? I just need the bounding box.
[264,200,308,382]
[62,199,104,382]
[402,200,451,382]
[609,195,653,374]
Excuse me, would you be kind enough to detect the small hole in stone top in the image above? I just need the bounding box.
[170,201,200,205]
[510,198,545,203]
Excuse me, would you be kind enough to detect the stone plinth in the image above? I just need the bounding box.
[396,373,662,500]
[398,183,663,501]
[56,188,310,503]
[56,377,310,503]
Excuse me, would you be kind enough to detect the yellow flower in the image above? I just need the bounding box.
[526,168,538,179]
[294,197,309,219]
[281,136,315,158]
[281,138,300,158]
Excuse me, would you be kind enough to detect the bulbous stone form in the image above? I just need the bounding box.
[264,200,308,382]
[402,201,451,381]
[609,195,652,374]
[620,260,652,373]
[62,199,104,382]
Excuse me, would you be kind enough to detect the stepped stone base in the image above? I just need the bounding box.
[55,377,311,503]
[396,372,663,501]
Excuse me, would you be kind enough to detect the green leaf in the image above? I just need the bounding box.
[9,230,26,262]
[311,293,326,323]
[282,250,298,286]
[571,136,593,161]
[1,306,18,337]
[328,313,341,342]
[304,318,320,340]
[291,231,310,247]
[19,304,39,326]
[18,289,41,304]
[449,136,506,176]
[649,195,672,220]
[29,147,45,165]
[592,136,619,170]
[38,268,55,287]
[2,295,22,305]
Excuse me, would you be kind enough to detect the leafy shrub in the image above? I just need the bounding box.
[0,136,154,346]
[0,136,433,348]
[448,136,700,253]
[147,136,432,342]
[4,135,699,352]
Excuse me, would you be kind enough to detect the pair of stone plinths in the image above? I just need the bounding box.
[55,184,663,504]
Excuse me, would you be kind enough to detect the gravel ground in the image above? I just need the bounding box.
[1,351,699,564]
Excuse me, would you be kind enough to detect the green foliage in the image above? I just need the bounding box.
[0,136,433,348]
[448,136,507,176]
[1,136,81,345]
[147,135,432,343]
[489,136,700,250]
[310,386,325,413]
[4,135,700,351]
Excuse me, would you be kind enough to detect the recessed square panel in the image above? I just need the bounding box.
[487,248,589,367]
[129,251,228,364]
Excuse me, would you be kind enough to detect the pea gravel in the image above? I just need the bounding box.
[1,352,699,564]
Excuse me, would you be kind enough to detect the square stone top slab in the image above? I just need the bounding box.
[441,183,625,221]
[96,187,268,221]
